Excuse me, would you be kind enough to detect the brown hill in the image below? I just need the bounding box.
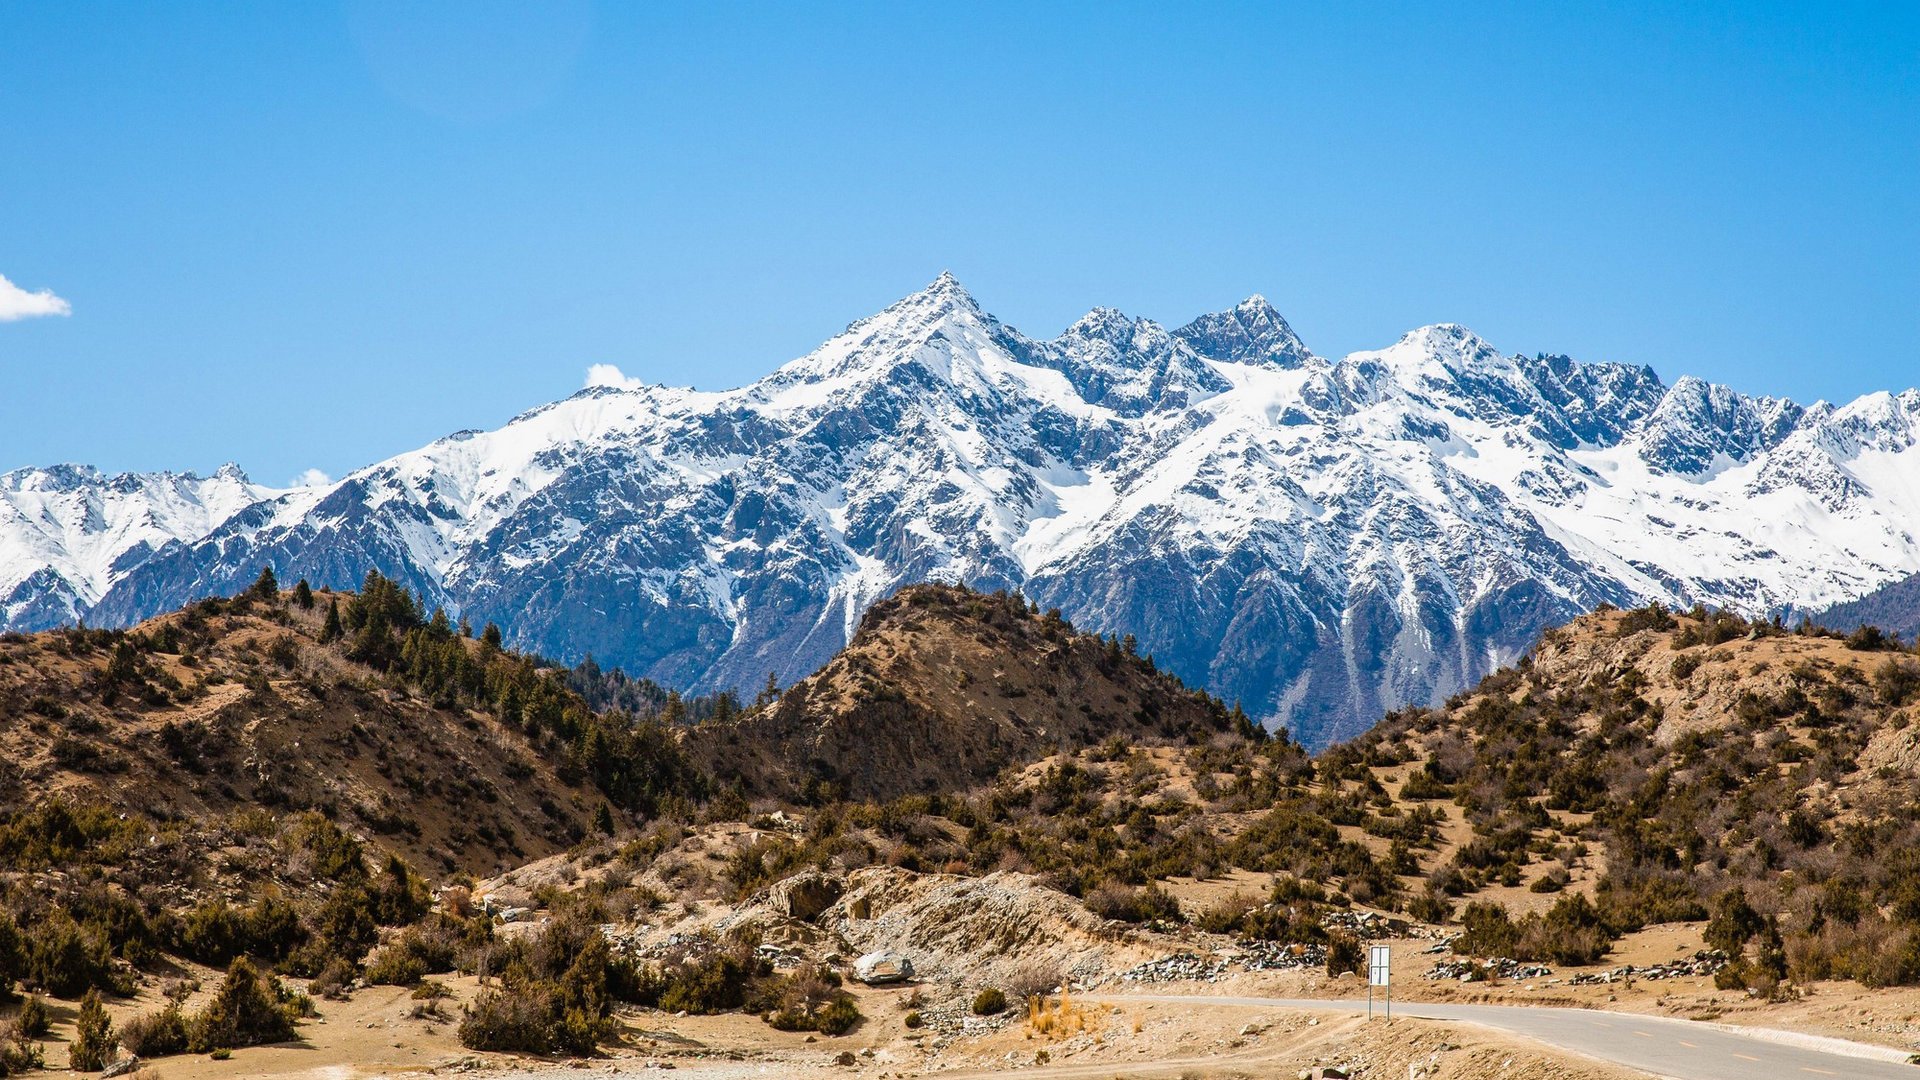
[691,585,1253,800]
[0,583,601,879]
[1339,603,1920,988]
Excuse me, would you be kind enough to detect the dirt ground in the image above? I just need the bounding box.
[49,978,1645,1080]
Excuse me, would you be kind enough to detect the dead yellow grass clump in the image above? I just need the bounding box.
[1025,988,1112,1039]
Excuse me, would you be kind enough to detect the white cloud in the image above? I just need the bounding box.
[291,468,333,488]
[585,363,643,390]
[0,273,71,322]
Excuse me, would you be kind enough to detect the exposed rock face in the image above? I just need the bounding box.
[768,870,844,923]
[824,867,1140,988]
[10,276,1920,746]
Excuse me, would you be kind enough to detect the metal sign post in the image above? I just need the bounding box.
[1369,945,1391,1020]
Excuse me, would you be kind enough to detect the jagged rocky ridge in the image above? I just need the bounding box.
[8,274,1920,746]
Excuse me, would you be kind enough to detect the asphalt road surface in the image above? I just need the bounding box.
[1102,993,1919,1079]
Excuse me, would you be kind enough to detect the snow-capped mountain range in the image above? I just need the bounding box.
[9,274,1920,746]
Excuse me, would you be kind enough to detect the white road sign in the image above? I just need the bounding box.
[1369,945,1390,987]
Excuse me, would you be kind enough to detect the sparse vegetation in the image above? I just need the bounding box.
[9,571,1920,1051]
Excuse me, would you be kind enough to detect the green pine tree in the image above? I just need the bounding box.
[753,671,781,710]
[320,598,343,643]
[291,578,314,609]
[0,911,24,1000]
[70,988,116,1070]
[251,565,279,600]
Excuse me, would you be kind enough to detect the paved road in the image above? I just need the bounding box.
[1099,993,1919,1080]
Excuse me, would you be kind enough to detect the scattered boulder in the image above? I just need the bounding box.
[853,950,915,984]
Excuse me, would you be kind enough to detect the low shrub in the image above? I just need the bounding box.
[813,995,861,1036]
[189,958,301,1052]
[364,947,426,987]
[458,990,561,1054]
[1397,768,1455,801]
[1325,934,1364,977]
[647,940,767,1015]
[175,894,303,967]
[1006,964,1059,1005]
[971,987,1007,1016]
[1453,895,1614,966]
[119,1005,189,1058]
[457,919,628,1055]
[1084,881,1182,924]
[308,957,357,1000]
[758,964,858,1035]
[0,916,21,1001]
[0,1024,45,1077]
[10,998,47,1039]
[24,912,127,998]
[1193,894,1257,934]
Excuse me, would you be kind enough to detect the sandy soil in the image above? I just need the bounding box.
[61,985,1643,1080]
[23,927,1920,1080]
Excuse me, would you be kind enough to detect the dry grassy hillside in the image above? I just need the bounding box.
[1342,603,1920,990]
[692,585,1254,800]
[0,583,600,878]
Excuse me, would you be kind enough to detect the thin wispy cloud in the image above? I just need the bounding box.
[0,273,71,321]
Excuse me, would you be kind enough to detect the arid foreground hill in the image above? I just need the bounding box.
[691,584,1253,800]
[0,573,612,880]
[2,578,1919,1075]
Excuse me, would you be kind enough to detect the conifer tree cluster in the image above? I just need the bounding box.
[323,570,703,817]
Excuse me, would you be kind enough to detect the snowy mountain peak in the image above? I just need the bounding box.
[1636,375,1804,474]
[1062,306,1143,344]
[1175,294,1314,369]
[891,270,981,317]
[6,462,99,492]
[1397,322,1507,367]
[758,274,1004,394]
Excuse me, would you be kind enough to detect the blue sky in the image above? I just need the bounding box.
[2,2,1915,484]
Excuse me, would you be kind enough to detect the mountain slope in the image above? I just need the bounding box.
[0,586,604,877]
[1813,570,1920,644]
[691,583,1248,800]
[1341,603,1920,988]
[14,276,1920,746]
